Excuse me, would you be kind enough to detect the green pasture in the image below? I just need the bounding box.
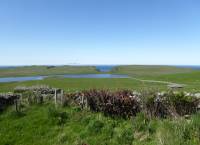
[0,78,166,92]
[0,65,98,77]
[0,104,199,145]
[0,65,200,92]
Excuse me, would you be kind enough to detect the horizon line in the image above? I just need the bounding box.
[0,64,200,66]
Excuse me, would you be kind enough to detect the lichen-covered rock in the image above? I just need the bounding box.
[14,85,59,94]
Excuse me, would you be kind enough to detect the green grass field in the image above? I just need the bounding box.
[112,65,200,91]
[112,65,193,76]
[112,65,200,83]
[0,65,98,77]
[0,65,200,92]
[0,78,167,92]
[1,104,199,145]
[0,65,200,145]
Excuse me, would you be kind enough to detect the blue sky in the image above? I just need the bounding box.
[0,0,200,65]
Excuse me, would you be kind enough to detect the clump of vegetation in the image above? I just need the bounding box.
[132,113,150,132]
[167,92,198,116]
[71,89,200,119]
[87,119,104,133]
[47,106,69,125]
[156,115,200,145]
[115,123,134,145]
[83,89,141,118]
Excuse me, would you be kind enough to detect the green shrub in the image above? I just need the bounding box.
[80,115,94,125]
[72,106,82,112]
[47,106,69,125]
[87,119,104,133]
[168,92,197,115]
[147,119,158,134]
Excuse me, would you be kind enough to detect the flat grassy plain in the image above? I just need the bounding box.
[0,65,199,92]
[0,78,166,92]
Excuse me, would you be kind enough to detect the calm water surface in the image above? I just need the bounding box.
[0,76,45,83]
[96,65,116,72]
[63,74,128,78]
[0,74,129,83]
[0,65,128,83]
[175,65,200,70]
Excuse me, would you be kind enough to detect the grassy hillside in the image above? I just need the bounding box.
[0,104,199,145]
[112,65,200,91]
[112,65,194,77]
[0,66,98,77]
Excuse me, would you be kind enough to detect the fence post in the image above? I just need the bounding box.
[54,89,57,107]
[86,97,88,109]
[81,95,84,109]
[61,90,64,106]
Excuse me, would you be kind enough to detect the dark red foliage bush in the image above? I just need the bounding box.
[63,89,200,118]
[82,89,141,118]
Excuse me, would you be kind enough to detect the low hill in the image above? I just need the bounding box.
[0,66,98,77]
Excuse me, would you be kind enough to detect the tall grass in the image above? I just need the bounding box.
[0,103,199,145]
[156,114,200,145]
